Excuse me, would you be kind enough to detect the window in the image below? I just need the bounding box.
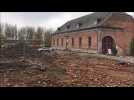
[76,23,82,28]
[79,37,82,48]
[72,38,74,47]
[97,18,102,24]
[53,39,55,45]
[57,38,59,46]
[67,25,70,29]
[78,23,82,27]
[58,28,61,31]
[88,37,91,48]
[61,38,63,46]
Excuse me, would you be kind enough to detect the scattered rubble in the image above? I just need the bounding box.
[116,61,127,66]
[0,50,134,87]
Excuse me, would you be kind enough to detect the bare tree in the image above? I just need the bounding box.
[18,27,35,41]
[0,23,2,34]
[13,25,18,40]
[0,23,4,39]
[43,28,53,47]
[35,27,44,41]
[4,24,18,40]
[0,30,5,56]
[26,27,35,40]
[18,27,27,41]
[5,24,11,39]
[0,33,4,46]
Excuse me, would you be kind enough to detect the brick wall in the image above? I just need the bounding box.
[52,31,97,51]
[51,13,134,56]
[52,28,134,56]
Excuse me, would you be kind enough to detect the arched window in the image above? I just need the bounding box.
[72,37,74,47]
[79,37,82,48]
[88,37,91,48]
[61,38,63,46]
[53,39,55,45]
[57,38,59,46]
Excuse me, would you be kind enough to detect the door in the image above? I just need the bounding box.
[102,36,114,54]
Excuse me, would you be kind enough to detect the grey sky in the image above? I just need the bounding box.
[1,12,134,30]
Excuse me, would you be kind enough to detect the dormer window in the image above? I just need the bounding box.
[76,23,82,28]
[78,23,82,27]
[58,28,61,31]
[97,18,102,24]
[94,18,102,25]
[67,25,70,29]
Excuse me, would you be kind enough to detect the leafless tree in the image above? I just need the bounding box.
[4,24,18,40]
[26,27,35,40]
[18,27,27,40]
[0,33,4,46]
[13,25,18,40]
[43,28,54,47]
[18,27,35,40]
[0,27,5,56]
[0,23,2,34]
[35,27,44,41]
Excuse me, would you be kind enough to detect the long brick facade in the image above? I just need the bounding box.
[52,12,134,56]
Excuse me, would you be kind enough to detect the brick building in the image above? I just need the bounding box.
[51,12,134,56]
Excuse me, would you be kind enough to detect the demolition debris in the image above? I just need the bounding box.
[0,49,134,87]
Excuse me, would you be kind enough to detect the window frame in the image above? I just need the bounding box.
[72,37,74,47]
[79,37,82,48]
[61,38,64,46]
[53,39,55,45]
[57,38,59,46]
[76,23,82,29]
[88,36,92,48]
[67,25,70,29]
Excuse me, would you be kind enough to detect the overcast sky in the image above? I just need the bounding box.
[1,12,134,30]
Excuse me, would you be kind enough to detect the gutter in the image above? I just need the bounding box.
[52,26,123,36]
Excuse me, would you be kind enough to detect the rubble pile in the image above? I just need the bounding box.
[0,50,134,87]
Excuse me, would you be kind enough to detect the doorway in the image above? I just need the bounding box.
[102,36,115,54]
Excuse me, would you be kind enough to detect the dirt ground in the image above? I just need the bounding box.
[0,50,134,87]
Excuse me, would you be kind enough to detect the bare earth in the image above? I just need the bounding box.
[0,51,134,87]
